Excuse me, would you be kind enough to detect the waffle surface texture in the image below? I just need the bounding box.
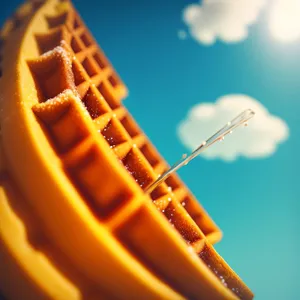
[0,1,253,299]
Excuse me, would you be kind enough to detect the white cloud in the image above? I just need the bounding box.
[269,0,300,43]
[182,0,266,45]
[177,95,289,161]
[182,0,300,45]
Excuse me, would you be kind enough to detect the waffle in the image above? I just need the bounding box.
[0,0,253,299]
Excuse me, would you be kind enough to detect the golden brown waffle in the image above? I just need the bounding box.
[0,0,253,299]
[30,0,222,244]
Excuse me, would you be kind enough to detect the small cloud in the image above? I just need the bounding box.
[178,29,187,40]
[177,95,289,161]
[269,0,300,43]
[183,0,266,45]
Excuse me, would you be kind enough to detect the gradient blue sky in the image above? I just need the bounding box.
[1,1,299,299]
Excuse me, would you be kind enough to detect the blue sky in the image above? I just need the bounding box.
[2,0,300,299]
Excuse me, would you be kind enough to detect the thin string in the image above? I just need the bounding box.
[144,109,255,194]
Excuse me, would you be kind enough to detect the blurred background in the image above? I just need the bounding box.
[1,0,299,299]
